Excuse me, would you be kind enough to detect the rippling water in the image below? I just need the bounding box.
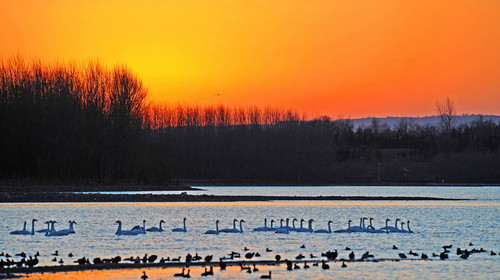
[2,186,499,279]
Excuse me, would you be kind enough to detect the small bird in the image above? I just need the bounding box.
[255,252,261,257]
[349,251,355,260]
[173,268,185,277]
[440,252,449,260]
[321,260,329,270]
[141,271,148,280]
[303,261,310,269]
[469,242,473,246]
[491,251,497,256]
[59,259,64,264]
[260,271,272,279]
[245,252,255,260]
[300,244,306,249]
[219,258,227,270]
[266,248,272,252]
[52,250,59,256]
[52,257,57,262]
[275,255,281,263]
[392,245,398,250]
[341,261,347,268]
[399,253,407,259]
[244,247,250,251]
[345,246,351,250]
[68,252,73,258]
[286,260,293,270]
[204,255,213,262]
[421,253,428,260]
[253,264,259,272]
[294,263,300,269]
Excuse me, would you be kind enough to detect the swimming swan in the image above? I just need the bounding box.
[296,219,314,232]
[314,221,333,233]
[274,219,290,234]
[253,218,270,231]
[147,220,166,232]
[172,218,187,232]
[115,221,139,235]
[48,221,77,236]
[10,219,37,235]
[131,220,146,234]
[205,220,220,234]
[219,219,238,233]
[36,221,50,233]
[334,219,353,233]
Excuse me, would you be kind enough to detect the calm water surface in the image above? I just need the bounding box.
[2,186,499,279]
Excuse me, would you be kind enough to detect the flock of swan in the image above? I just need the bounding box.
[115,218,187,235]
[9,217,412,237]
[9,219,77,236]
[118,217,413,236]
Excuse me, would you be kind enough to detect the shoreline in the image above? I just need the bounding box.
[0,193,466,203]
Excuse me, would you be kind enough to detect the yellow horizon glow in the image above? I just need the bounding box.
[1,0,500,118]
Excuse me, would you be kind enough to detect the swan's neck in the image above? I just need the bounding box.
[280,220,283,227]
[239,221,244,232]
[348,220,351,229]
[22,222,27,231]
[31,220,35,235]
[407,221,412,232]
[69,222,74,230]
[182,220,186,230]
[292,220,296,228]
[328,222,332,233]
[308,220,313,230]
[264,219,267,228]
[215,222,219,231]
[116,222,122,233]
[300,220,304,228]
[270,220,274,229]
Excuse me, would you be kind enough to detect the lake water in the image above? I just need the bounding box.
[2,186,499,279]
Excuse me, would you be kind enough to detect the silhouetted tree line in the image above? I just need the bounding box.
[1,57,499,187]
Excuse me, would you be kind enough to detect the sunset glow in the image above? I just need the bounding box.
[1,0,499,117]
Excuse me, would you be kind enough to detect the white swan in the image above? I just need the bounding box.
[172,218,187,232]
[334,219,353,233]
[131,220,146,234]
[115,221,139,235]
[37,221,50,233]
[237,219,245,233]
[396,222,409,233]
[253,218,270,231]
[219,219,238,233]
[314,221,333,233]
[380,218,400,232]
[346,218,363,232]
[296,219,314,232]
[48,221,77,236]
[366,218,386,233]
[274,218,290,234]
[205,220,220,234]
[289,218,299,232]
[10,219,37,235]
[406,220,414,233]
[147,220,166,232]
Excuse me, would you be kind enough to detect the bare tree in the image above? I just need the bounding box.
[436,97,457,133]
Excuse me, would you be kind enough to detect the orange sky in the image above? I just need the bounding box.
[1,0,499,118]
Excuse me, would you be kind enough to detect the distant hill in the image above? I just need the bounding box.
[349,114,500,129]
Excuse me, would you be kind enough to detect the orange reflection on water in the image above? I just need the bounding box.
[21,265,275,280]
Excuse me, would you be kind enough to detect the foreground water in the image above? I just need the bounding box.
[2,186,499,279]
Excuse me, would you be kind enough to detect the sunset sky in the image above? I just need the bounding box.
[1,0,499,118]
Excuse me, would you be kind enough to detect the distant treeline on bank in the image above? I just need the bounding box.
[1,57,499,187]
